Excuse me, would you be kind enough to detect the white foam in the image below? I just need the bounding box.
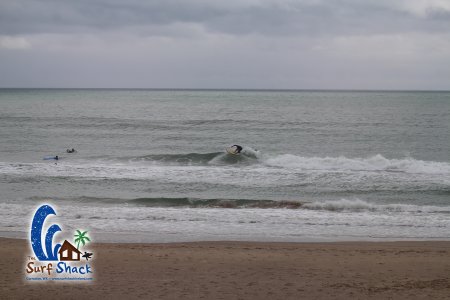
[304,198,450,213]
[241,147,261,159]
[0,154,449,189]
[263,154,450,175]
[2,201,449,243]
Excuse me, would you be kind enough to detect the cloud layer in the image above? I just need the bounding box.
[1,0,449,89]
[2,0,450,36]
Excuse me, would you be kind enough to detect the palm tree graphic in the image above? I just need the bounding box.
[74,230,91,249]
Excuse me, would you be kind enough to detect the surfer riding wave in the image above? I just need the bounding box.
[227,145,243,155]
[226,145,260,158]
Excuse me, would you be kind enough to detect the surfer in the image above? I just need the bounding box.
[228,145,243,154]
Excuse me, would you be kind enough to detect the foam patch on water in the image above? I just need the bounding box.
[304,198,450,213]
[0,154,449,191]
[1,200,450,243]
[264,154,450,174]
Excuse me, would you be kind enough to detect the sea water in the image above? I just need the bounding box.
[0,89,449,242]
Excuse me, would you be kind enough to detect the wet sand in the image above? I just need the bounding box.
[1,238,450,299]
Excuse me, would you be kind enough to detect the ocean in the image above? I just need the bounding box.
[0,89,449,242]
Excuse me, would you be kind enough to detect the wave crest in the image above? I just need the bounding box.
[304,199,450,213]
[264,154,450,174]
[129,197,303,208]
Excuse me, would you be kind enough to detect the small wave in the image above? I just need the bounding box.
[135,152,222,165]
[25,196,450,214]
[129,197,304,208]
[25,196,304,209]
[124,152,450,174]
[264,154,450,175]
[130,151,257,165]
[304,199,450,213]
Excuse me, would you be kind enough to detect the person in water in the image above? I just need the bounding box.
[66,148,76,153]
[231,145,243,154]
[55,155,59,160]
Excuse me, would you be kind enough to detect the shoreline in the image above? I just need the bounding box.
[2,237,450,299]
[3,230,449,244]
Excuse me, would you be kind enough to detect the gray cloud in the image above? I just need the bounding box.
[1,0,450,37]
[1,0,449,89]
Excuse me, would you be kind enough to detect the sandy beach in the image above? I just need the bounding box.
[1,238,449,299]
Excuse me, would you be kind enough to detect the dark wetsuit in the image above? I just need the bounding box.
[232,145,243,153]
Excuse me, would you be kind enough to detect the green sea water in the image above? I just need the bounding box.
[1,89,449,242]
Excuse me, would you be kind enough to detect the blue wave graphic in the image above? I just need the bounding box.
[30,205,61,261]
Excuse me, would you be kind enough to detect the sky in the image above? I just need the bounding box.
[1,0,450,90]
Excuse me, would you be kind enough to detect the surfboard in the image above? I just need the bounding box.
[43,156,58,160]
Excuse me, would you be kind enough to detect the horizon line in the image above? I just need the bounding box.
[1,87,449,92]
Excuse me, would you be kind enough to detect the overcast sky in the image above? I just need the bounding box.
[1,0,450,89]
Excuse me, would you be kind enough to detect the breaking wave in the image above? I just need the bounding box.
[263,154,450,175]
[117,152,450,175]
[1,153,449,183]
[27,196,304,209]
[304,199,450,213]
[25,196,450,213]
[129,197,303,208]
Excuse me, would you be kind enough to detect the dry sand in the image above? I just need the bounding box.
[1,237,450,299]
